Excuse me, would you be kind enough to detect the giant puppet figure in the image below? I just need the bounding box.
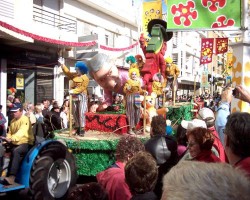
[58,58,89,136]
[86,53,129,112]
[139,19,173,94]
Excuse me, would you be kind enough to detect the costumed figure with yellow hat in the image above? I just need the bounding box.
[164,57,180,101]
[123,68,146,135]
[58,57,89,136]
[152,72,165,109]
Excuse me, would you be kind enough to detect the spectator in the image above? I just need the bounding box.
[145,115,178,198]
[67,182,108,200]
[0,105,7,136]
[224,112,250,176]
[34,104,44,123]
[0,103,34,185]
[215,87,232,145]
[60,106,69,129]
[25,103,36,126]
[186,127,221,163]
[125,151,158,200]
[161,161,250,200]
[176,122,188,159]
[49,99,56,111]
[42,99,50,118]
[197,107,227,162]
[96,135,145,200]
[50,104,63,130]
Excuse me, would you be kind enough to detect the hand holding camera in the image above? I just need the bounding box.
[234,85,250,103]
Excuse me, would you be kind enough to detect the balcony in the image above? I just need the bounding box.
[33,5,77,34]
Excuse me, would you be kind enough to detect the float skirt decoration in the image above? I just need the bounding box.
[85,113,128,134]
[53,132,149,176]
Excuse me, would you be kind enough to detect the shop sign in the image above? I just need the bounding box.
[16,73,24,90]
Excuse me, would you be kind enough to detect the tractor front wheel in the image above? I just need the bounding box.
[29,142,77,200]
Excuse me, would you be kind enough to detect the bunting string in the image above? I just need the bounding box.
[0,20,138,51]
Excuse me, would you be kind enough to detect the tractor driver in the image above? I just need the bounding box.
[0,103,34,185]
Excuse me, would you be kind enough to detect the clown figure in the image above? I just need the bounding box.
[123,68,145,135]
[58,57,89,136]
[152,72,165,109]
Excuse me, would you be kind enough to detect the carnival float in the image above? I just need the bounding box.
[54,18,193,177]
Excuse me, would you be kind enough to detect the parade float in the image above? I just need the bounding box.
[54,17,193,176]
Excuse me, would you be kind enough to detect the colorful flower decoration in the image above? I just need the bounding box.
[211,15,235,28]
[171,0,198,27]
[201,0,226,13]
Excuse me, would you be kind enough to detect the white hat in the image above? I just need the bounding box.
[181,119,207,131]
[197,108,215,123]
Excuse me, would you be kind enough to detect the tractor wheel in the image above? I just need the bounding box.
[29,142,77,200]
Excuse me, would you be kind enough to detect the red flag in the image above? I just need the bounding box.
[200,38,214,64]
[215,38,228,54]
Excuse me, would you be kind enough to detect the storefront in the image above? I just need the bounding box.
[1,43,58,106]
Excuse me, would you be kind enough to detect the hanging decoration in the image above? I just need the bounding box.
[200,38,214,64]
[100,42,138,51]
[167,0,241,30]
[142,0,162,35]
[0,20,139,51]
[215,38,228,54]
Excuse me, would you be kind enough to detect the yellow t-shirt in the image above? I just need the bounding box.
[7,115,34,145]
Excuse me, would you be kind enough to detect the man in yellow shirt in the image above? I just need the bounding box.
[0,103,34,185]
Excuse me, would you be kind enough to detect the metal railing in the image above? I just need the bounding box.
[33,6,77,33]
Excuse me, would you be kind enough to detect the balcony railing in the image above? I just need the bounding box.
[33,6,77,33]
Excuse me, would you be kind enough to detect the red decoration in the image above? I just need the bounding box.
[200,38,214,64]
[100,42,138,52]
[171,1,198,27]
[202,0,226,13]
[85,113,128,134]
[215,38,228,54]
[0,20,139,50]
[211,16,235,28]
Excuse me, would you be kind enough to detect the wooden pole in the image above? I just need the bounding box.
[69,94,73,136]
[172,81,176,106]
[143,92,147,134]
[193,74,197,100]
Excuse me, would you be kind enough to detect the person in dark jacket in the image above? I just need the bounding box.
[144,115,178,199]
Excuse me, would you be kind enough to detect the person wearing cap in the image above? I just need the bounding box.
[197,107,227,162]
[181,119,221,163]
[215,87,232,145]
[58,57,89,136]
[224,112,250,177]
[0,102,34,185]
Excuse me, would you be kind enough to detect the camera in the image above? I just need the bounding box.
[232,88,239,97]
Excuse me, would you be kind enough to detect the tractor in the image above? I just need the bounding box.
[0,139,77,199]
